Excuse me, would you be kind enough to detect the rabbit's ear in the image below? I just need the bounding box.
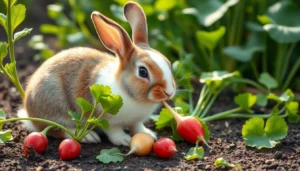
[91,12,133,59]
[124,1,148,46]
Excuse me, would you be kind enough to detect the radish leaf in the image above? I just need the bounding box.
[234,93,257,111]
[76,98,93,113]
[214,157,241,169]
[96,148,124,164]
[258,73,278,89]
[196,117,210,140]
[0,130,13,143]
[184,146,204,160]
[286,101,300,123]
[100,94,123,115]
[155,108,173,129]
[242,116,288,149]
[90,85,111,103]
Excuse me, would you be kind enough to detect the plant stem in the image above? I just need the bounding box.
[199,88,223,118]
[219,113,271,119]
[1,118,74,137]
[282,57,300,91]
[231,78,268,94]
[274,43,286,83]
[262,34,268,73]
[5,0,25,99]
[202,107,242,122]
[77,103,98,140]
[41,125,56,135]
[192,84,207,116]
[250,59,259,80]
[280,43,296,84]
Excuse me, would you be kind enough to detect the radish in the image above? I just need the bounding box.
[58,139,81,160]
[126,132,154,156]
[162,101,210,148]
[153,138,177,158]
[23,132,48,155]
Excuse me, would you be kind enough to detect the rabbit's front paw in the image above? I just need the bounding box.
[108,132,131,146]
[131,123,157,140]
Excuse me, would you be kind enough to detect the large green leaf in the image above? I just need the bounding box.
[11,4,26,31]
[242,116,288,149]
[224,32,264,62]
[155,108,173,129]
[90,84,112,103]
[262,0,300,43]
[196,26,226,50]
[183,0,239,27]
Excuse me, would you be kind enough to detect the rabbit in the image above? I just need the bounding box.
[17,1,176,146]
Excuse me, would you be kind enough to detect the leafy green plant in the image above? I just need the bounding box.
[0,84,123,143]
[0,0,32,99]
[242,116,288,149]
[96,148,124,164]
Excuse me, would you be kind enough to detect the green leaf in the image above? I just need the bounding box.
[184,146,204,160]
[11,4,26,31]
[196,26,226,50]
[256,94,268,107]
[0,109,6,129]
[40,24,60,34]
[196,117,210,141]
[234,93,257,111]
[4,0,17,8]
[279,89,294,102]
[155,108,173,129]
[258,73,278,89]
[76,98,93,113]
[88,118,109,130]
[100,95,123,115]
[171,120,183,141]
[90,84,112,103]
[183,0,239,27]
[0,130,13,143]
[200,71,239,90]
[214,157,241,169]
[47,4,63,20]
[0,42,8,62]
[4,62,16,79]
[0,13,7,31]
[286,101,300,123]
[67,110,81,122]
[262,1,300,43]
[13,28,32,42]
[155,0,177,11]
[224,32,265,62]
[257,15,273,25]
[96,148,124,164]
[242,116,288,149]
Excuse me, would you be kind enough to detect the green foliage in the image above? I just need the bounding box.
[214,157,241,169]
[96,148,124,164]
[259,73,278,90]
[0,130,13,143]
[10,4,26,31]
[88,118,109,130]
[234,93,257,112]
[184,146,204,161]
[242,116,288,149]
[76,98,93,113]
[196,26,226,50]
[13,28,32,42]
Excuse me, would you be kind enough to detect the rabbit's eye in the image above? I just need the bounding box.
[139,67,148,78]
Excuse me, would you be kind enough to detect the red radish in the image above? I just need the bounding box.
[162,101,210,147]
[126,132,154,156]
[153,138,177,158]
[24,132,48,155]
[58,139,81,160]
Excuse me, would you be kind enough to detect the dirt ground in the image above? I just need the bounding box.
[1,1,300,170]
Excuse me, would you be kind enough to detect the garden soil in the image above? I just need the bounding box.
[1,1,300,170]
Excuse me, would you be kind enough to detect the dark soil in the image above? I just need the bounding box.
[1,1,300,171]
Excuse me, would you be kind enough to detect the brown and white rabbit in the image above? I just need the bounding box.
[17,1,175,146]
